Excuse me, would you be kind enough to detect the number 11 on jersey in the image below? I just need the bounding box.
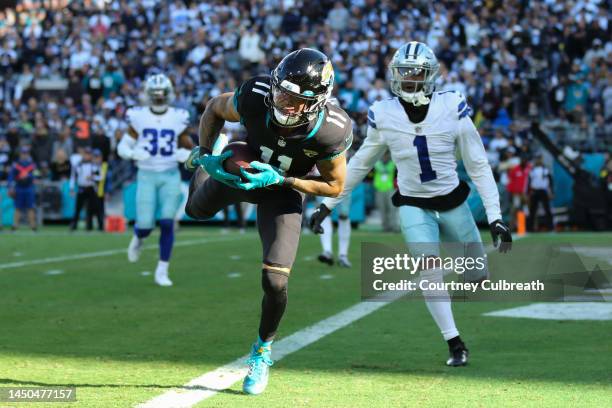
[260,146,292,173]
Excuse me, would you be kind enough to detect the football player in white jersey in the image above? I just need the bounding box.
[117,74,194,286]
[310,42,512,366]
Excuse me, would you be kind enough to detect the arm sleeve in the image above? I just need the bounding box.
[456,117,502,224]
[322,125,387,209]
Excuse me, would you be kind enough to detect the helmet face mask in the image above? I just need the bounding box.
[268,48,333,128]
[389,42,440,106]
[269,79,325,126]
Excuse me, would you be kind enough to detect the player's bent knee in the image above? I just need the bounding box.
[261,267,289,295]
[185,199,216,220]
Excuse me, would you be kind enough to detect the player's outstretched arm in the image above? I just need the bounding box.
[322,125,387,209]
[285,154,347,197]
[198,92,240,153]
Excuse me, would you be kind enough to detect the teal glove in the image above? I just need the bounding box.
[201,150,242,188]
[184,146,203,171]
[237,161,285,190]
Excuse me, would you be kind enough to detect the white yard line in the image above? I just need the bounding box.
[0,236,249,270]
[136,300,392,408]
[138,236,525,408]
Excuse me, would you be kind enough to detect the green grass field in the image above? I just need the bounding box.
[1,227,611,407]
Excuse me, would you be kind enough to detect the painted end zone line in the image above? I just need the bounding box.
[136,300,390,408]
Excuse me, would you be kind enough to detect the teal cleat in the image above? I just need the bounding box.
[242,342,273,395]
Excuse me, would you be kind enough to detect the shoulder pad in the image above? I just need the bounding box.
[437,91,471,120]
[367,98,395,129]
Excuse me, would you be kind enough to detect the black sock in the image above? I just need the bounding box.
[447,336,464,350]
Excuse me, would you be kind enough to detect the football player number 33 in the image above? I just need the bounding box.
[260,146,292,172]
[142,128,175,157]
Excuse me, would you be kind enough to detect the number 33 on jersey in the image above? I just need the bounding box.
[126,106,190,171]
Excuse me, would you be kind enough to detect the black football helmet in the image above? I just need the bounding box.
[268,48,334,127]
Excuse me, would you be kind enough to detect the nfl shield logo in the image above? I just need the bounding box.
[278,138,286,147]
[415,126,422,134]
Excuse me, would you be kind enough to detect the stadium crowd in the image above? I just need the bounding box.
[0,0,610,225]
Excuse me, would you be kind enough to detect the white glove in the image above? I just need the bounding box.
[175,148,191,163]
[132,147,151,161]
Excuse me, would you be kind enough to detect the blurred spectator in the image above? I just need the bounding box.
[506,155,531,229]
[0,137,10,181]
[90,149,108,232]
[326,2,349,32]
[600,156,612,228]
[52,126,74,159]
[527,155,554,231]
[50,148,71,181]
[373,153,398,233]
[8,146,38,231]
[0,0,609,229]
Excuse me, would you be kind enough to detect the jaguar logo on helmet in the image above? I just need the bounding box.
[321,61,334,86]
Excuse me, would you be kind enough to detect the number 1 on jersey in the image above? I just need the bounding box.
[413,135,437,183]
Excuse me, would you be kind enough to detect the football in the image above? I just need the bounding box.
[221,141,259,179]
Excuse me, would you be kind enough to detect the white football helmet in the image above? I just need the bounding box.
[389,42,440,106]
[143,74,175,113]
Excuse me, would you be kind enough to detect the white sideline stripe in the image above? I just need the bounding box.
[137,234,524,408]
[136,301,391,408]
[484,302,612,321]
[0,236,247,270]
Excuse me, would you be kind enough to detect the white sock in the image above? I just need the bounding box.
[338,217,351,257]
[320,217,333,254]
[156,260,169,273]
[420,268,459,340]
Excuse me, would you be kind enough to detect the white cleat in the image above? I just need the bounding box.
[127,236,143,263]
[338,256,352,268]
[154,268,173,287]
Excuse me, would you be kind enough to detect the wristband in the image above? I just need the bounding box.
[282,176,296,187]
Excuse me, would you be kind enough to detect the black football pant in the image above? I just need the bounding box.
[528,189,553,231]
[72,187,96,231]
[185,168,304,341]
